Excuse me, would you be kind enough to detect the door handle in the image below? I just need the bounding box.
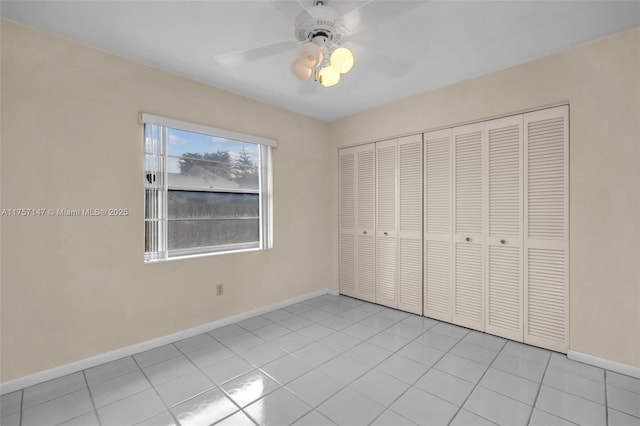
[465,237,471,242]
[363,231,367,235]
[384,232,388,236]
[500,239,506,244]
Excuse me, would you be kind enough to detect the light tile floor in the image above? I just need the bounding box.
[2,294,639,426]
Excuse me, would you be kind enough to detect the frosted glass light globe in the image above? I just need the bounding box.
[290,59,312,81]
[330,47,354,74]
[299,42,323,68]
[319,66,340,87]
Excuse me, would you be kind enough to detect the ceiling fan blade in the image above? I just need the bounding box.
[215,41,297,67]
[265,0,309,24]
[349,41,411,77]
[341,0,429,34]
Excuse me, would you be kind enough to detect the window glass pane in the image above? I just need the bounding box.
[144,119,271,261]
[168,219,259,250]
[167,191,259,250]
[166,128,258,164]
[167,157,259,191]
[167,191,258,219]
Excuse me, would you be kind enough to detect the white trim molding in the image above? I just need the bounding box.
[138,112,278,148]
[0,288,339,395]
[568,350,640,379]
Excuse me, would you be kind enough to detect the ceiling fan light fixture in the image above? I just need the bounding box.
[330,47,354,74]
[299,42,323,68]
[291,2,352,88]
[319,65,340,87]
[290,59,312,81]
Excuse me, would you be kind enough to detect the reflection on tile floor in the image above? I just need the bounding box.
[2,294,639,425]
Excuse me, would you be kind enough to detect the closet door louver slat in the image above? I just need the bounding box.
[356,145,377,303]
[455,243,484,325]
[524,106,569,352]
[339,234,356,297]
[357,234,376,303]
[485,116,524,341]
[398,135,423,315]
[340,105,568,355]
[452,124,485,331]
[376,139,398,308]
[424,129,452,321]
[357,149,376,231]
[339,149,357,297]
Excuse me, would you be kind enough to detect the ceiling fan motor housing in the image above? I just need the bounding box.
[294,4,344,48]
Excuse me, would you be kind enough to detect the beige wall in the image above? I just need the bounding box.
[328,28,640,368]
[1,19,638,383]
[0,20,331,382]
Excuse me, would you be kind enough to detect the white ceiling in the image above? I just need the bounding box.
[2,1,638,121]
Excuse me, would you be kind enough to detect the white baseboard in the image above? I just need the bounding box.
[0,288,339,395]
[568,350,640,379]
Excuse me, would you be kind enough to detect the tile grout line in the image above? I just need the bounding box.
[81,370,102,426]
[176,332,280,424]
[264,301,428,424]
[19,373,99,426]
[535,355,614,425]
[541,364,609,403]
[212,407,255,426]
[364,320,454,426]
[478,345,559,409]
[378,316,480,421]
[284,304,408,415]
[12,296,592,426]
[604,369,609,426]
[131,353,183,426]
[136,348,184,371]
[15,373,89,416]
[227,298,358,425]
[201,301,350,422]
[189,307,321,409]
[16,300,423,424]
[75,374,159,423]
[350,310,493,424]
[525,348,552,425]
[19,388,23,426]
[445,334,507,425]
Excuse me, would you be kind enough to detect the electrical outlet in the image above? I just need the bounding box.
[216,283,224,296]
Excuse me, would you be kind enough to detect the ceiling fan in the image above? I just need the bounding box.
[214,0,428,88]
[289,0,354,87]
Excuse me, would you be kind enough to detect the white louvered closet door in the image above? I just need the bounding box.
[356,144,377,303]
[398,135,423,315]
[376,139,398,308]
[485,116,524,341]
[339,147,357,297]
[452,123,486,331]
[424,129,452,321]
[524,106,569,352]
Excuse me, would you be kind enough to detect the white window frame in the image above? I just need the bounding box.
[140,113,275,262]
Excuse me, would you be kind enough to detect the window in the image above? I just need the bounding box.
[141,113,275,262]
